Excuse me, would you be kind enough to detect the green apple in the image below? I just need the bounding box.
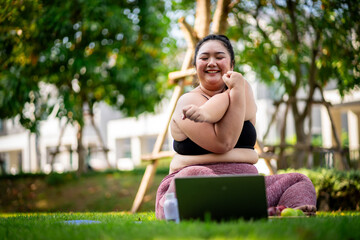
[296,209,306,216]
[281,208,298,217]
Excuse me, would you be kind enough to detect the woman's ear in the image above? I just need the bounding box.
[230,62,234,71]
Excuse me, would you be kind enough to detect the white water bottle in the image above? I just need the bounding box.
[163,192,180,223]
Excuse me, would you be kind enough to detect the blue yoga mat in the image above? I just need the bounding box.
[63,220,101,225]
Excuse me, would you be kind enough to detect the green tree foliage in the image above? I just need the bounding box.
[230,0,359,95]
[228,0,360,167]
[1,0,172,129]
[0,0,43,131]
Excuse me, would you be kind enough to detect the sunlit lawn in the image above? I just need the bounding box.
[1,211,360,240]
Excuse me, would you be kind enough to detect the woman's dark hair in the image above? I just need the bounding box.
[193,34,235,67]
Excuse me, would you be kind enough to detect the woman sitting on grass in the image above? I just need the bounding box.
[155,34,317,219]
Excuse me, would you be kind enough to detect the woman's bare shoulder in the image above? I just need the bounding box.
[171,91,206,140]
[177,91,207,106]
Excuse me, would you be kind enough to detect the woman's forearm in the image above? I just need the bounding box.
[213,73,247,151]
[198,91,229,123]
[169,148,258,174]
[182,91,230,123]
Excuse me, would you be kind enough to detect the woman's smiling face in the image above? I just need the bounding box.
[195,40,233,90]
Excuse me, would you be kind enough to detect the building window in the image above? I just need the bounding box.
[116,138,131,159]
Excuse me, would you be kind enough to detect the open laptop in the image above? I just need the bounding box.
[175,174,268,221]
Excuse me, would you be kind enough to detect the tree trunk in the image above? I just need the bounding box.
[77,122,86,175]
[50,119,68,172]
[306,102,313,168]
[293,117,308,168]
[0,154,6,175]
[89,110,111,168]
[194,0,211,38]
[262,101,281,142]
[278,101,290,169]
[212,0,232,34]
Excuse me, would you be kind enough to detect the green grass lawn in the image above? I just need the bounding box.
[1,166,360,239]
[1,211,360,240]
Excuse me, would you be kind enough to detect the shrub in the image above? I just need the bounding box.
[45,172,78,186]
[278,168,360,211]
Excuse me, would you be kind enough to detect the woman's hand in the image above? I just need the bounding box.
[182,104,209,122]
[222,70,256,125]
[222,71,245,90]
[182,91,230,123]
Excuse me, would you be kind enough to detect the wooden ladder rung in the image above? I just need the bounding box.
[141,151,175,161]
[168,68,196,85]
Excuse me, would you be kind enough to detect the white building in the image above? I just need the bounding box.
[0,117,38,174]
[321,88,360,169]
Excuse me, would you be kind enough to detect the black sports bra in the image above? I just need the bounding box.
[173,120,257,155]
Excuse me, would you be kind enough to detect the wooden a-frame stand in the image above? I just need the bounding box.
[130,18,197,212]
[130,70,196,213]
[130,80,183,213]
[130,0,273,213]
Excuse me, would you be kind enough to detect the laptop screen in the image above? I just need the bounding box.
[175,174,268,221]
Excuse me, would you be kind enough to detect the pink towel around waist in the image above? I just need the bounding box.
[155,163,258,219]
